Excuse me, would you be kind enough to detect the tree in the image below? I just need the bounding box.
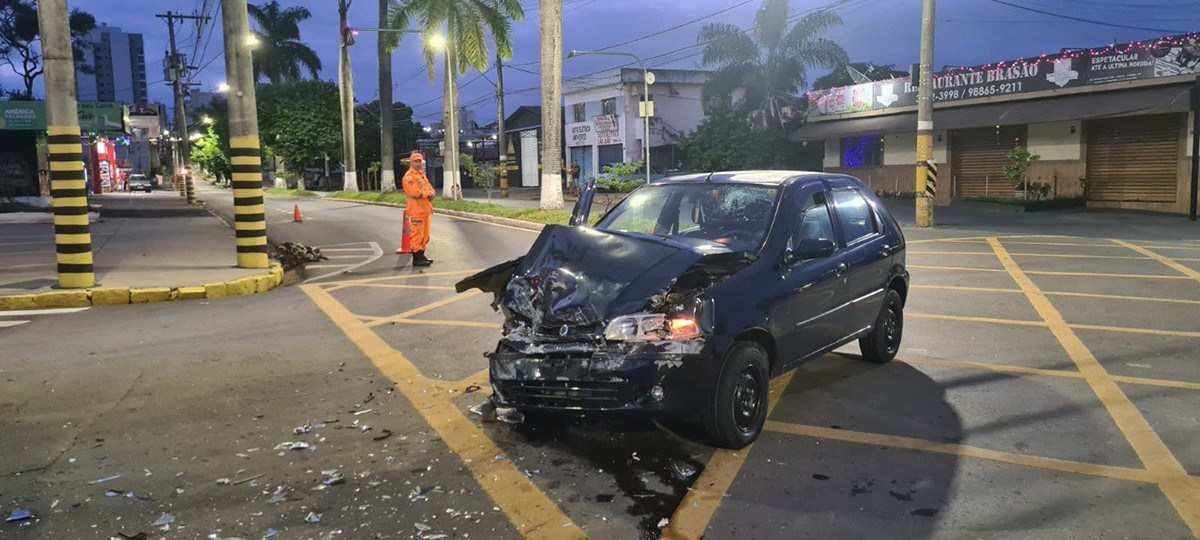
[190,124,231,183]
[355,100,423,175]
[697,0,847,130]
[256,80,343,174]
[388,0,524,199]
[247,0,321,84]
[0,0,95,99]
[679,111,772,172]
[811,62,908,90]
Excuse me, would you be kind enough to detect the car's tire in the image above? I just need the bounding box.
[859,288,904,364]
[704,341,770,449]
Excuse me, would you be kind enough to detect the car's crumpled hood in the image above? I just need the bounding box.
[457,225,748,330]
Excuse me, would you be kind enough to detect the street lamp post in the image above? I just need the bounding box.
[568,50,652,185]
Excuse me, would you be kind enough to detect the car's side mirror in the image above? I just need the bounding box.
[784,238,836,266]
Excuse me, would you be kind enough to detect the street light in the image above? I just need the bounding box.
[568,49,653,185]
[244,34,260,49]
[202,115,214,125]
[427,33,447,51]
[216,82,231,93]
[189,132,202,141]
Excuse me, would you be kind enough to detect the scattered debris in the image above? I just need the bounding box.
[267,485,289,504]
[372,429,393,442]
[468,402,489,417]
[264,528,280,540]
[669,459,698,482]
[495,406,524,424]
[273,441,312,451]
[232,473,265,485]
[105,489,125,497]
[463,384,481,394]
[304,511,322,524]
[89,474,122,484]
[657,518,670,529]
[50,500,59,510]
[293,424,313,435]
[888,488,916,502]
[5,509,33,523]
[911,508,938,517]
[812,474,830,481]
[273,242,326,270]
[114,533,148,540]
[322,471,345,486]
[851,478,876,496]
[352,408,373,416]
[595,494,614,503]
[216,478,231,485]
[151,513,175,528]
[414,523,431,533]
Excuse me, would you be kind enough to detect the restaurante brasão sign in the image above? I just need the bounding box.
[808,32,1200,117]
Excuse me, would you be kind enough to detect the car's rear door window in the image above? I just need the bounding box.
[830,189,878,244]
[797,191,836,243]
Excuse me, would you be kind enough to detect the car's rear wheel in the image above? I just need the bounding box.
[704,341,769,449]
[859,288,904,364]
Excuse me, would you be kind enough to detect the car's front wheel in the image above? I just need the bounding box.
[704,341,770,449]
[859,288,904,364]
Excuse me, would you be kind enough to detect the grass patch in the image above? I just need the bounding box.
[265,188,320,198]
[331,191,582,225]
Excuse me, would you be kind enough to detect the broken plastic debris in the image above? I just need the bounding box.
[495,406,525,424]
[267,485,289,504]
[293,424,313,435]
[657,518,670,529]
[372,429,393,441]
[150,513,175,527]
[669,459,698,481]
[216,478,231,485]
[322,472,345,486]
[264,528,280,540]
[304,511,322,524]
[5,509,33,523]
[89,474,122,484]
[463,384,481,394]
[468,402,489,416]
[273,441,311,451]
[414,523,431,532]
[352,408,373,416]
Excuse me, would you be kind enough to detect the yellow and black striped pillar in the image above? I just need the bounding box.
[230,135,268,268]
[185,170,195,204]
[47,126,95,288]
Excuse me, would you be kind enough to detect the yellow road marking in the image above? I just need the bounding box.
[910,251,1150,260]
[326,283,457,292]
[763,421,1154,484]
[947,238,1200,251]
[300,285,585,538]
[910,264,1008,273]
[909,234,1073,245]
[385,318,503,329]
[328,268,482,286]
[988,237,1200,535]
[909,311,1200,338]
[912,265,1189,280]
[913,285,1200,306]
[901,357,1200,392]
[365,290,483,327]
[1069,324,1200,339]
[664,372,795,540]
[1111,239,1200,284]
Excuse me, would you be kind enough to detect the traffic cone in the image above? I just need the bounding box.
[395,211,413,254]
[293,204,303,223]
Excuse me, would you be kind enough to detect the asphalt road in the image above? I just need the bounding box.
[2,186,1198,539]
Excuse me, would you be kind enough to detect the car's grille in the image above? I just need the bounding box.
[496,380,636,410]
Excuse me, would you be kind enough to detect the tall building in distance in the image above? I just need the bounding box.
[75,24,148,104]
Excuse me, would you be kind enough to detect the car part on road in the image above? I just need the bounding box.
[273,242,326,271]
[5,509,32,523]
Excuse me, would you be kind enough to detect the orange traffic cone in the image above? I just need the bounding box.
[293,204,303,223]
[395,211,413,254]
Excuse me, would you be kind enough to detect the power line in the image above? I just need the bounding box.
[987,0,1188,33]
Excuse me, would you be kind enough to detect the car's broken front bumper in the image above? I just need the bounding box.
[489,338,715,414]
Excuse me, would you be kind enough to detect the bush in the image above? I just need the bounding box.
[596,161,644,193]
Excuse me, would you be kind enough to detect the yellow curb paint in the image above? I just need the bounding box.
[177,286,207,300]
[300,285,587,539]
[204,282,228,299]
[764,421,1155,484]
[31,290,90,308]
[0,295,38,310]
[254,274,275,293]
[226,276,258,296]
[989,237,1200,536]
[130,287,172,304]
[90,287,131,305]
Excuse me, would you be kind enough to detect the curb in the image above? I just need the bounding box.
[326,197,547,232]
[0,263,284,311]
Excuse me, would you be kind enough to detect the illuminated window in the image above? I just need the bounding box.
[840,135,883,168]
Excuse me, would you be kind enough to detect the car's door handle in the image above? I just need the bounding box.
[880,244,892,257]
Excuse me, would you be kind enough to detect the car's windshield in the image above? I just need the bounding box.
[595,183,779,252]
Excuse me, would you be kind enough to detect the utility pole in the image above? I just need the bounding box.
[38,0,94,289]
[222,0,268,269]
[377,0,396,192]
[496,50,509,198]
[338,0,358,192]
[539,0,564,210]
[441,41,462,200]
[156,10,207,205]
[1188,75,1198,221]
[913,0,936,227]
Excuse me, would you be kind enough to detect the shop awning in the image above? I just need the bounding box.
[792,84,1194,140]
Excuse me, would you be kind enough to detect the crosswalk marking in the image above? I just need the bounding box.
[0,320,30,328]
[0,307,90,317]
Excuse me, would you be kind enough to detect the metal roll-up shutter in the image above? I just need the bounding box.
[951,125,1027,199]
[1086,114,1181,203]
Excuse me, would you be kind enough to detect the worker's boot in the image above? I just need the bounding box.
[412,250,433,267]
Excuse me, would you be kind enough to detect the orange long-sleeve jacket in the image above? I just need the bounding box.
[402,161,435,218]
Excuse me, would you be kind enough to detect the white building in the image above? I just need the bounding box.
[75,24,148,104]
[563,68,709,183]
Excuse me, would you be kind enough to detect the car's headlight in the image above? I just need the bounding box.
[603,313,701,342]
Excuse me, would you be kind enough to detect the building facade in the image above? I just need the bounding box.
[76,24,148,105]
[563,68,709,183]
[797,33,1199,214]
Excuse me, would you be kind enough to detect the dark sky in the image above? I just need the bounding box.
[15,0,1197,126]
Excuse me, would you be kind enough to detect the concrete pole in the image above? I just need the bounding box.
[496,49,509,198]
[378,0,396,192]
[222,0,269,269]
[539,0,564,209]
[38,0,94,289]
[166,16,193,203]
[442,43,463,199]
[338,0,358,192]
[642,66,650,184]
[914,0,935,227]
[1189,75,1198,221]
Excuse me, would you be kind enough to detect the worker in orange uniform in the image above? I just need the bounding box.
[402,151,435,266]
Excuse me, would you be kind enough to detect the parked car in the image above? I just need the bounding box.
[127,174,153,192]
[458,171,909,448]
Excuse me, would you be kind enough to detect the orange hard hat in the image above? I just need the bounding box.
[409,151,424,163]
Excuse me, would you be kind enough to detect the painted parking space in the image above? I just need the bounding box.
[299,232,1200,539]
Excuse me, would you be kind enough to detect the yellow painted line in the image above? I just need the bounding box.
[909,249,1158,260]
[908,234,1071,246]
[383,318,502,330]
[763,421,1155,484]
[329,268,482,286]
[908,312,1048,328]
[365,290,482,328]
[1112,375,1200,392]
[909,264,1008,273]
[919,264,1195,280]
[1111,239,1200,284]
[325,283,458,293]
[1069,324,1200,339]
[908,250,996,256]
[901,356,1200,392]
[911,284,1022,294]
[988,237,1200,535]
[664,372,795,540]
[913,285,1200,306]
[299,285,585,538]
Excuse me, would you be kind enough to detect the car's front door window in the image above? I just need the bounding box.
[796,191,836,246]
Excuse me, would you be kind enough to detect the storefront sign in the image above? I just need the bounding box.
[593,114,620,145]
[0,101,127,132]
[0,102,43,130]
[809,33,1200,117]
[567,120,594,147]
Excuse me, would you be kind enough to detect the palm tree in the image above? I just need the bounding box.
[387,0,523,199]
[248,0,322,84]
[698,0,847,130]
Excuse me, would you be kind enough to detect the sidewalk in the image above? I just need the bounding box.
[1,190,270,297]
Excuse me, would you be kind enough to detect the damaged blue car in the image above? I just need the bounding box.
[457,171,909,448]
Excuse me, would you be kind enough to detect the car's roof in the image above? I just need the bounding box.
[650,170,825,186]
